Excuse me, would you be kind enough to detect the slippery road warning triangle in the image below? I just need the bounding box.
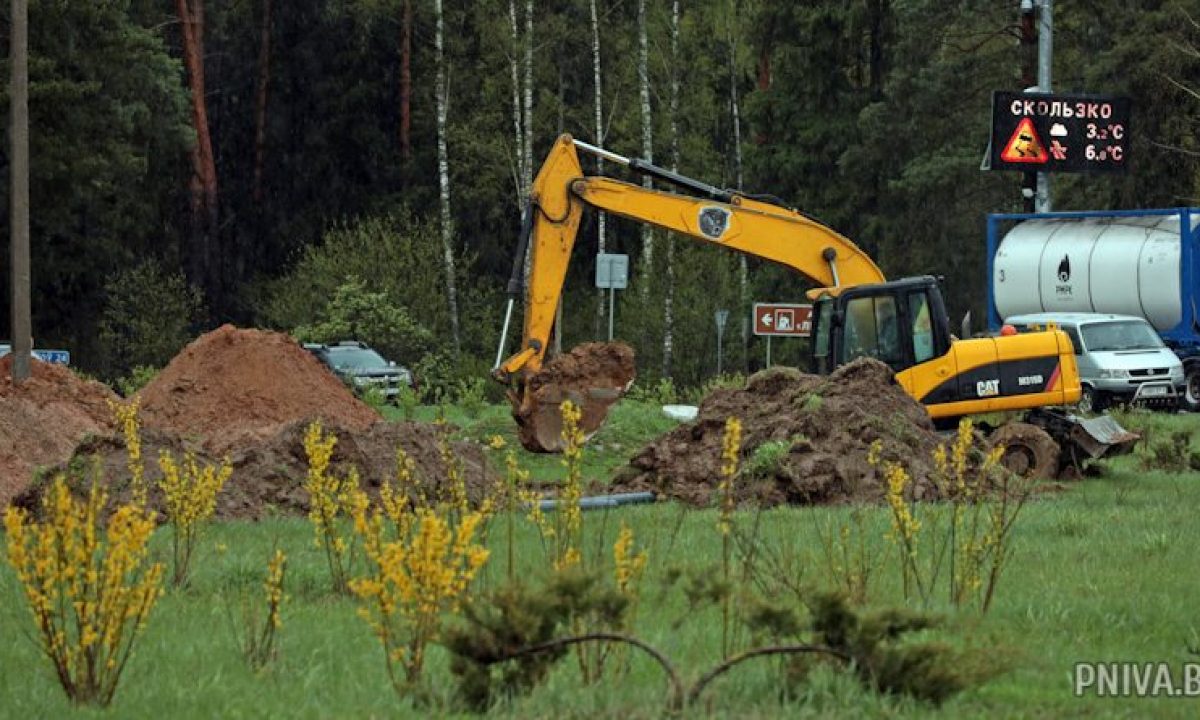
[1000,117,1047,164]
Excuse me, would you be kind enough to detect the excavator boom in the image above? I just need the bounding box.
[497,135,883,380]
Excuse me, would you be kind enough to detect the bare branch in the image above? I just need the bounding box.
[1163,73,1200,103]
[505,632,685,707]
[688,644,852,706]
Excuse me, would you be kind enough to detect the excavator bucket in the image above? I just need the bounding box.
[511,342,636,453]
[1065,413,1140,460]
[1023,408,1141,473]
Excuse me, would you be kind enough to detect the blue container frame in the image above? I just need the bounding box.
[986,208,1199,348]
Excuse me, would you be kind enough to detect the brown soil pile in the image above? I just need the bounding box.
[139,325,381,453]
[516,342,636,452]
[0,356,119,505]
[611,358,945,507]
[15,420,496,520]
[8,326,498,518]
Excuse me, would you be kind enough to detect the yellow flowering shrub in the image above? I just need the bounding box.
[869,419,1028,610]
[234,549,287,670]
[613,522,648,609]
[717,416,742,658]
[493,436,542,582]
[717,417,742,537]
[303,421,369,594]
[437,427,469,515]
[932,419,1011,609]
[3,478,163,706]
[554,400,585,571]
[351,506,490,691]
[158,450,232,586]
[109,398,146,506]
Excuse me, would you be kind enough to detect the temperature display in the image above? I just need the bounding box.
[990,91,1131,174]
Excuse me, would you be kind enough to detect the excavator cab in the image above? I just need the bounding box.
[809,276,952,378]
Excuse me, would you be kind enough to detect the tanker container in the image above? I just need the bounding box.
[986,208,1200,411]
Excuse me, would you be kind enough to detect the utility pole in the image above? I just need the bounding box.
[10,0,31,383]
[1019,0,1037,213]
[1036,0,1053,212]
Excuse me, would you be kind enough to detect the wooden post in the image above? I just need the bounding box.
[10,0,31,383]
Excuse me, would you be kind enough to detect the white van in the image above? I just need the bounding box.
[1004,313,1185,413]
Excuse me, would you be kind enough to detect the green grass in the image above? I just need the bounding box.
[2,408,1199,717]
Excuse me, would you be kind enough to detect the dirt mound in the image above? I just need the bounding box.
[0,356,119,505]
[611,358,945,507]
[515,342,636,452]
[139,325,381,452]
[16,420,496,520]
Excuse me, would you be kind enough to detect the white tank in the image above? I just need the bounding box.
[993,215,1194,331]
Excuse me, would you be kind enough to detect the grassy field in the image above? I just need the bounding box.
[2,403,1199,718]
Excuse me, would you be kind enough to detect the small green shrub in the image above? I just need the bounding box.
[1139,430,1200,473]
[412,352,455,404]
[628,377,678,406]
[684,373,746,404]
[455,377,488,419]
[744,439,792,480]
[115,365,159,397]
[394,384,419,420]
[359,386,389,413]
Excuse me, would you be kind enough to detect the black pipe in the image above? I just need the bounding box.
[626,158,735,204]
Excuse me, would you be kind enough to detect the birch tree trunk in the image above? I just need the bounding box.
[252,0,272,204]
[590,0,608,338]
[522,0,534,194]
[637,0,654,292]
[663,0,680,378]
[728,1,749,368]
[400,0,412,160]
[511,1,537,306]
[175,0,220,308]
[433,0,461,354]
[508,0,525,203]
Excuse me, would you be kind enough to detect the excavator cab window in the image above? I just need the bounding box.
[842,295,904,370]
[810,298,835,374]
[908,291,936,363]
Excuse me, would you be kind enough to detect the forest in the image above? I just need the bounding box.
[2,0,1200,391]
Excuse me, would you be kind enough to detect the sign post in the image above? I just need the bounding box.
[714,309,729,375]
[595,253,629,341]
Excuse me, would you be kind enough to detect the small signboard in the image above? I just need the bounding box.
[714,309,729,333]
[595,253,629,290]
[753,303,812,337]
[990,91,1131,174]
[0,345,71,365]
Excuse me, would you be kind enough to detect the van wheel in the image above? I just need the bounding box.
[1079,386,1105,415]
[1185,363,1200,413]
[989,422,1060,480]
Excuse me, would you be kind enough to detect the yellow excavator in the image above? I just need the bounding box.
[493,134,1136,475]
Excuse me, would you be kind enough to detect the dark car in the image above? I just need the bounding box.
[304,341,413,401]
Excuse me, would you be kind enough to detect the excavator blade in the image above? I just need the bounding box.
[512,342,636,453]
[1066,413,1140,460]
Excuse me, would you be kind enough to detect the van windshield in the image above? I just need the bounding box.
[1079,321,1164,352]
